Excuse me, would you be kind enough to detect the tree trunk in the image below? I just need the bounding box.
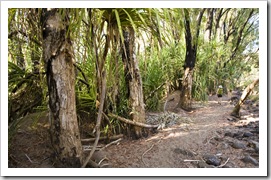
[122,27,146,138]
[178,9,205,111]
[179,67,193,110]
[41,9,83,167]
[204,8,214,42]
[231,78,259,118]
[223,9,254,69]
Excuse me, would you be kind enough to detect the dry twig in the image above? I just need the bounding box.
[83,145,102,151]
[81,134,123,142]
[203,136,216,145]
[99,138,122,151]
[25,154,38,164]
[218,158,230,168]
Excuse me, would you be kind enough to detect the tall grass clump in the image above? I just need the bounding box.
[140,43,185,111]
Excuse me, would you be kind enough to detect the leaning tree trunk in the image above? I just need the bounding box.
[122,27,146,138]
[231,78,259,118]
[41,9,83,167]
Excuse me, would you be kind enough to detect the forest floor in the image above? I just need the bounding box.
[8,93,259,168]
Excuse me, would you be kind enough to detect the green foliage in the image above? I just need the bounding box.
[7,8,259,138]
[140,43,184,111]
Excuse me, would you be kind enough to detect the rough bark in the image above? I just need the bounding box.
[179,68,193,110]
[41,8,82,167]
[231,78,259,118]
[178,9,205,111]
[204,8,214,42]
[122,27,146,138]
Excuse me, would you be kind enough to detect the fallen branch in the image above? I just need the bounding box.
[81,134,123,142]
[83,145,103,151]
[108,113,159,128]
[99,138,122,151]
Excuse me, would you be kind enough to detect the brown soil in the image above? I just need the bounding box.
[8,93,259,168]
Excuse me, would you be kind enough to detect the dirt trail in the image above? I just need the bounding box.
[103,98,258,168]
[8,95,259,168]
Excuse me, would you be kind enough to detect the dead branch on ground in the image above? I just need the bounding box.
[99,138,122,151]
[108,113,159,128]
[81,134,123,142]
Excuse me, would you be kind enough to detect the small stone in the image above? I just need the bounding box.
[241,155,259,166]
[233,132,242,138]
[214,136,223,142]
[230,141,246,149]
[250,129,259,134]
[224,131,234,137]
[227,117,237,122]
[248,140,259,153]
[202,154,221,166]
[220,142,229,149]
[197,161,215,168]
[243,132,253,137]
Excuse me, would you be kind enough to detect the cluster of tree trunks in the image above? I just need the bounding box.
[37,8,258,167]
[41,9,148,167]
